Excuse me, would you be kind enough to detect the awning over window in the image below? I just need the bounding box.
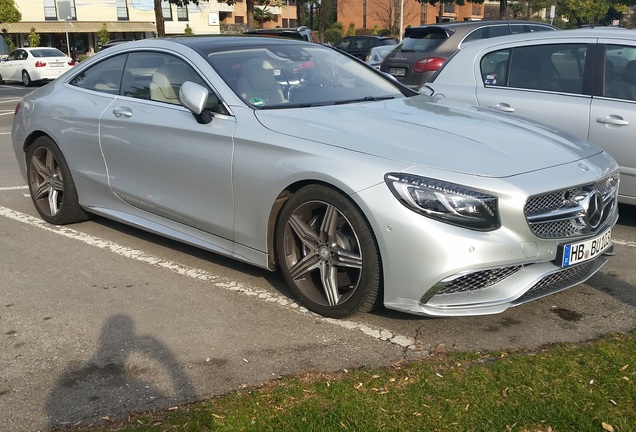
[0,21,156,34]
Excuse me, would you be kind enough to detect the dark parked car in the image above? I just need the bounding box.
[334,35,397,59]
[243,26,319,43]
[381,20,557,89]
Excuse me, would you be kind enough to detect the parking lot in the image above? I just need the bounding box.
[1,83,636,431]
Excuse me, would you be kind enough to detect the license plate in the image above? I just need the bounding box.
[389,67,406,77]
[560,228,612,267]
[50,62,64,68]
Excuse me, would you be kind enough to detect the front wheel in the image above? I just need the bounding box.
[276,185,381,318]
[26,136,88,225]
[22,70,32,86]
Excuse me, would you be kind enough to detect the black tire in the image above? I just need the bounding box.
[26,136,89,225]
[22,70,32,86]
[0,73,4,84]
[275,185,381,318]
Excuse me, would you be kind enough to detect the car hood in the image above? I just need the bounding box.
[254,96,601,177]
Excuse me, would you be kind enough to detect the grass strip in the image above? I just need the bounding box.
[75,332,636,432]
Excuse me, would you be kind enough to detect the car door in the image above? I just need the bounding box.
[98,51,237,239]
[475,42,593,142]
[589,42,636,203]
[1,49,24,81]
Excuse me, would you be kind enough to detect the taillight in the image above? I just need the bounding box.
[35,61,46,67]
[68,60,76,66]
[413,57,446,74]
[14,101,21,115]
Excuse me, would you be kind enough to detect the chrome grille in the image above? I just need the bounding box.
[524,173,619,239]
[437,265,524,295]
[512,261,597,305]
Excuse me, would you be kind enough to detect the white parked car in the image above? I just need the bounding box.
[0,47,75,86]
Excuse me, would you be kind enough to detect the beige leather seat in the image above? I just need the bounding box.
[149,64,194,104]
[236,59,285,106]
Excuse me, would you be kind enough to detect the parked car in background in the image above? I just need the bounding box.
[12,36,619,319]
[365,45,394,69]
[0,47,75,86]
[244,26,319,43]
[425,28,636,205]
[381,20,557,89]
[334,35,397,59]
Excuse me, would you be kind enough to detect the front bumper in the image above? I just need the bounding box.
[355,153,619,317]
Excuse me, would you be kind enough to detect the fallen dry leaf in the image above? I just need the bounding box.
[602,422,614,432]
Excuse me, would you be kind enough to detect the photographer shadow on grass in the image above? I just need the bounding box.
[45,314,197,429]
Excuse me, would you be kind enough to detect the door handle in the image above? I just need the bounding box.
[112,107,133,118]
[491,103,515,113]
[596,115,629,126]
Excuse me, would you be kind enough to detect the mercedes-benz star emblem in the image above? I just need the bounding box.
[583,191,604,229]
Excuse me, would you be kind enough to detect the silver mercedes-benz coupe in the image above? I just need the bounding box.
[12,36,619,318]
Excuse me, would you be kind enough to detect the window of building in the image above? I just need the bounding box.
[162,1,173,21]
[177,6,188,21]
[235,16,244,23]
[116,0,129,20]
[443,3,456,14]
[44,0,77,20]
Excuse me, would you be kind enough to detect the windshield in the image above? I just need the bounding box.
[206,44,412,109]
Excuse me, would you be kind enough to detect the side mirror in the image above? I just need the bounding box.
[179,81,213,124]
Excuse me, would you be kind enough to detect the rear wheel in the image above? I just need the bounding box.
[22,70,32,86]
[26,136,88,225]
[276,185,381,318]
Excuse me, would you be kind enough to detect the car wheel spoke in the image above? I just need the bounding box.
[320,261,340,306]
[288,214,321,250]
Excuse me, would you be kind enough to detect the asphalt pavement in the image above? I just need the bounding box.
[1,83,635,431]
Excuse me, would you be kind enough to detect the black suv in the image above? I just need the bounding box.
[333,35,397,60]
[243,26,319,43]
[381,20,557,89]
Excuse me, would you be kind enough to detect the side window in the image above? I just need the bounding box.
[488,25,511,38]
[69,54,127,94]
[463,27,488,44]
[507,44,587,93]
[481,49,511,86]
[145,54,206,105]
[604,44,636,101]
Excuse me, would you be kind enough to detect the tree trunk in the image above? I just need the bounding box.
[499,0,506,19]
[246,0,255,28]
[154,0,165,37]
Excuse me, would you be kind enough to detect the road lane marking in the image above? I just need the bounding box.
[0,205,417,350]
[0,186,28,190]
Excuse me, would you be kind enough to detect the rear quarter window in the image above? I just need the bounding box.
[400,28,448,52]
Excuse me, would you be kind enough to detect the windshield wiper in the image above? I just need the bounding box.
[334,96,395,105]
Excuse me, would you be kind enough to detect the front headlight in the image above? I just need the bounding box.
[385,173,500,231]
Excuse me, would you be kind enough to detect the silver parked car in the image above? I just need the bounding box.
[425,28,636,205]
[12,37,619,318]
[381,20,556,89]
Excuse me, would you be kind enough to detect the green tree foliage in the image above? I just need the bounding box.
[254,6,275,28]
[28,28,40,48]
[557,0,630,27]
[325,26,343,44]
[184,23,194,34]
[0,0,21,22]
[98,23,110,45]
[347,22,356,35]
